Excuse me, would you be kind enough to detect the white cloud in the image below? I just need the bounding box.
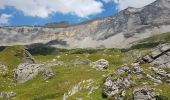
[0,14,12,24]
[0,0,104,18]
[104,0,156,10]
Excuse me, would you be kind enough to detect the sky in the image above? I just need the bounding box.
[0,0,156,26]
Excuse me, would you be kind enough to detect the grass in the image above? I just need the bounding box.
[0,31,170,100]
[128,32,170,50]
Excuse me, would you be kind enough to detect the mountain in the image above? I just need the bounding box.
[0,0,170,48]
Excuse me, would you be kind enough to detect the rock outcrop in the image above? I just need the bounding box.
[103,76,131,98]
[133,87,157,100]
[103,43,170,99]
[14,48,55,83]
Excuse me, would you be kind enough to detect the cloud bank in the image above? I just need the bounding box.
[0,0,104,18]
[0,14,12,24]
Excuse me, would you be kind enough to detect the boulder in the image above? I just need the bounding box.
[0,92,16,99]
[131,63,143,79]
[14,63,56,83]
[133,87,157,100]
[150,67,170,78]
[90,59,109,70]
[72,58,91,66]
[14,63,43,83]
[103,77,131,97]
[146,74,162,84]
[116,65,131,75]
[43,67,55,80]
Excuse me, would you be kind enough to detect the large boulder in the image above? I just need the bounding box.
[90,59,109,70]
[14,63,56,83]
[133,87,157,100]
[14,63,43,83]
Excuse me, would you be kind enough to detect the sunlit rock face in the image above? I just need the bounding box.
[0,0,170,48]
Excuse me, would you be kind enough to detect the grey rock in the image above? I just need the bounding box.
[103,77,131,97]
[0,92,16,99]
[146,74,162,84]
[133,87,157,100]
[116,64,131,75]
[131,63,143,79]
[43,67,55,80]
[143,55,153,63]
[90,59,109,70]
[150,49,162,59]
[72,58,91,66]
[159,43,170,52]
[14,63,43,83]
[150,67,170,78]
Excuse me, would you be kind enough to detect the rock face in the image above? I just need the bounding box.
[133,88,157,100]
[0,92,16,99]
[22,47,35,63]
[0,0,170,48]
[90,59,109,70]
[139,43,170,68]
[103,43,170,99]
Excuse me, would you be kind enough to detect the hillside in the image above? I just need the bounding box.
[0,33,170,100]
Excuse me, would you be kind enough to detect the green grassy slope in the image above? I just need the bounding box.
[0,32,170,99]
[130,32,170,50]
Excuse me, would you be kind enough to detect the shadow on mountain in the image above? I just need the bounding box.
[0,46,6,52]
[46,39,68,46]
[26,43,59,56]
[26,39,69,55]
[121,42,161,52]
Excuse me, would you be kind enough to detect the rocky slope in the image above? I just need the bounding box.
[103,43,170,99]
[0,0,170,48]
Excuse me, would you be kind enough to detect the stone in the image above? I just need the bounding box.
[159,44,170,52]
[43,67,55,80]
[150,67,169,78]
[116,65,130,75]
[143,55,153,63]
[0,92,16,99]
[150,49,162,59]
[14,63,43,83]
[151,54,170,66]
[103,77,131,97]
[90,59,109,70]
[146,74,162,84]
[72,58,91,66]
[133,87,157,100]
[131,63,143,79]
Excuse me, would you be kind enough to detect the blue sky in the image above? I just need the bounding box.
[0,0,156,26]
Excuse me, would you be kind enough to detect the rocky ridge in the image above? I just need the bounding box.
[0,0,170,48]
[103,43,170,99]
